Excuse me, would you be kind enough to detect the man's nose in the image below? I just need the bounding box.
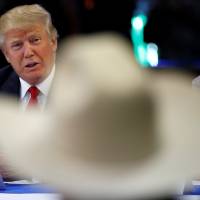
[23,42,34,58]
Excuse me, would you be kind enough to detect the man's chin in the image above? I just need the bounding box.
[22,75,45,85]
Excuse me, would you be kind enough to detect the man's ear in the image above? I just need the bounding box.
[2,48,10,63]
[4,54,10,63]
[51,37,57,52]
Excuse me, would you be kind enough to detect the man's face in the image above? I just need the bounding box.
[2,24,57,85]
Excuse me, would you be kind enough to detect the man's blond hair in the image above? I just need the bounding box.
[0,4,58,47]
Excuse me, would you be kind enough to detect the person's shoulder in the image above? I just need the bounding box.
[192,75,200,88]
[0,65,20,96]
[0,65,14,76]
[0,65,17,82]
[0,65,19,89]
[0,65,14,75]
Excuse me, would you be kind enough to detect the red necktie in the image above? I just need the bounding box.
[27,86,40,106]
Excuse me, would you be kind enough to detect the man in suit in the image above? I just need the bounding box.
[0,4,58,180]
[0,4,58,108]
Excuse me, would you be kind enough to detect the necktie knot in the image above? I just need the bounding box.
[28,86,40,106]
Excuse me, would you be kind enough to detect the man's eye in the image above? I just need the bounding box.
[11,42,22,50]
[30,37,41,44]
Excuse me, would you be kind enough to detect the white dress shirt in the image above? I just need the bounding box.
[20,65,55,110]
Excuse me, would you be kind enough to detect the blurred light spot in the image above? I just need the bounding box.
[147,43,158,67]
[131,15,147,31]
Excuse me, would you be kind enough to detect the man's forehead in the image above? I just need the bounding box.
[4,24,46,39]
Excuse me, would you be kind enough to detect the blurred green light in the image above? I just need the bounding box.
[131,14,149,67]
[136,44,148,66]
[131,15,147,31]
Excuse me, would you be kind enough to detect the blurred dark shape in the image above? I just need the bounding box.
[145,0,200,73]
[83,0,95,10]
[77,0,135,39]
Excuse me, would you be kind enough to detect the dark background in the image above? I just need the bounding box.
[0,0,200,74]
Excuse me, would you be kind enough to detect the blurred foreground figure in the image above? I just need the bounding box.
[0,33,200,200]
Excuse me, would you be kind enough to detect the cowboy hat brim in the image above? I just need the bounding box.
[0,73,199,199]
[0,33,199,199]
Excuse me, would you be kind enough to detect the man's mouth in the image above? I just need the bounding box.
[25,62,39,68]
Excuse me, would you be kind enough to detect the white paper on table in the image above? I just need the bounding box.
[179,196,200,200]
[0,193,62,200]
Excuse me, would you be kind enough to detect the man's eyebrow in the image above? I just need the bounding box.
[9,38,23,42]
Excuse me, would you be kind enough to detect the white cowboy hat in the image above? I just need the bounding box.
[0,33,199,199]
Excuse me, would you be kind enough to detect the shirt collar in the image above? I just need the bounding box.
[20,65,55,99]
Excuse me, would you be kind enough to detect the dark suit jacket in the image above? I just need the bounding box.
[0,65,20,98]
